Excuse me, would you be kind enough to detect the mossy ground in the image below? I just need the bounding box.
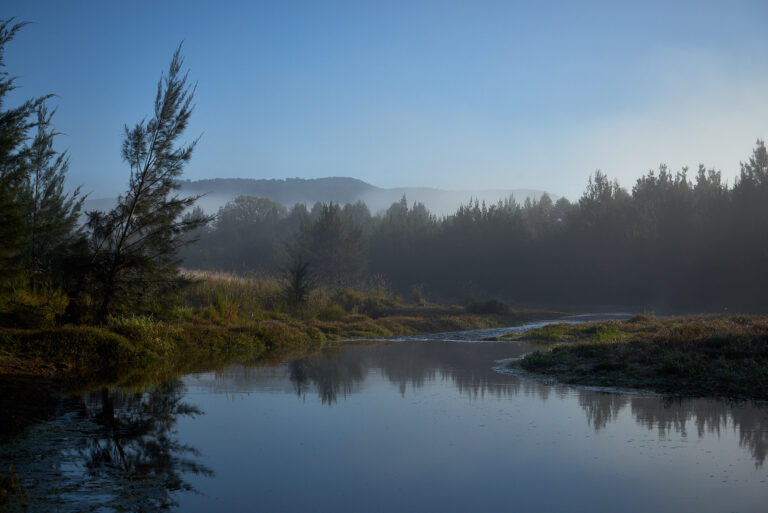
[514,315,768,399]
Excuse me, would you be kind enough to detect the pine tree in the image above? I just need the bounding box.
[84,44,209,320]
[0,19,49,286]
[21,105,85,285]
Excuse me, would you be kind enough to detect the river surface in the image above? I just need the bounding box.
[2,316,767,512]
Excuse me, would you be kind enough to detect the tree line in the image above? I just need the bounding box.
[183,146,768,312]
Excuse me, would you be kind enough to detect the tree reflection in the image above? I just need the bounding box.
[289,347,365,404]
[577,391,768,467]
[0,379,211,511]
[75,379,213,510]
[287,341,535,404]
[282,341,768,467]
[578,392,629,431]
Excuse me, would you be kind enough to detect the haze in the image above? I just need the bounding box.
[5,0,767,199]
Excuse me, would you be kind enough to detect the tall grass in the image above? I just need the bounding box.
[180,270,285,323]
[179,269,402,323]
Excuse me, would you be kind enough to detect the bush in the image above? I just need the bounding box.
[317,303,346,321]
[411,284,426,306]
[332,287,367,313]
[466,298,509,315]
[0,286,69,328]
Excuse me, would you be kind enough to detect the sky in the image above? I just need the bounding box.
[3,0,768,200]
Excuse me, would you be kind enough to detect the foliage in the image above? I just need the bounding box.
[282,255,314,311]
[81,45,209,321]
[411,284,426,306]
[297,202,366,287]
[466,298,509,315]
[20,105,84,285]
[0,285,68,328]
[179,140,768,311]
[180,270,284,323]
[0,20,84,329]
[0,20,50,286]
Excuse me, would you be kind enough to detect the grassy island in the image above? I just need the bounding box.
[509,315,768,400]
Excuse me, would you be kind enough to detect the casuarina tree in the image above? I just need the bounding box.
[0,19,49,286]
[21,104,85,286]
[83,44,209,321]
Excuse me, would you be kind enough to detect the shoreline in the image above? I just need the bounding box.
[509,315,768,401]
[0,307,557,386]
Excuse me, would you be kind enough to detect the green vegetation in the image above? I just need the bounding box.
[512,322,627,343]
[0,269,554,392]
[515,316,768,399]
[0,23,207,329]
[466,298,510,315]
[75,44,209,323]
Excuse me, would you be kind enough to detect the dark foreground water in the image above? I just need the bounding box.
[2,319,767,512]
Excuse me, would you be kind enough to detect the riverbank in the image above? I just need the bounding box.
[1,269,563,386]
[508,315,768,400]
[0,306,556,440]
[0,307,554,385]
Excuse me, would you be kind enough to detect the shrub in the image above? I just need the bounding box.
[411,284,426,306]
[466,298,509,315]
[317,303,346,321]
[0,286,68,328]
[332,287,367,313]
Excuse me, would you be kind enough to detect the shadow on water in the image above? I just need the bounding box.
[0,379,211,512]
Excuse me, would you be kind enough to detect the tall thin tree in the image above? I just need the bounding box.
[85,44,209,320]
[22,104,85,285]
[0,19,49,286]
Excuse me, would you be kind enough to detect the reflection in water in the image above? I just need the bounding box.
[289,347,365,404]
[77,381,214,509]
[273,341,768,467]
[0,379,211,512]
[578,392,627,431]
[5,338,768,512]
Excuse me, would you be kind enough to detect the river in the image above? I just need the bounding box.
[1,316,766,512]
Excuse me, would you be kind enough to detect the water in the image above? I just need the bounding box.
[2,319,767,512]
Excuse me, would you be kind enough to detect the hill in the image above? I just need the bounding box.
[84,177,556,216]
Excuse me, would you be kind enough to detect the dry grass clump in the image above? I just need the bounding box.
[179,269,404,324]
[180,270,284,323]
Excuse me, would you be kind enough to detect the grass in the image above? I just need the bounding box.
[514,322,627,343]
[514,315,768,399]
[0,270,560,394]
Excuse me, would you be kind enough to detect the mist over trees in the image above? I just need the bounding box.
[183,143,768,312]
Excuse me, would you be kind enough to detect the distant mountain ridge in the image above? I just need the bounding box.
[84,177,556,216]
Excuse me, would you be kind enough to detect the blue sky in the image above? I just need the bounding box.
[4,0,768,199]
